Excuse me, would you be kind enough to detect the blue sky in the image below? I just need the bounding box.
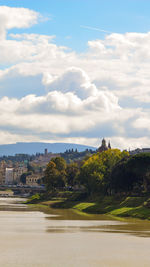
[0,1,150,149]
[2,0,150,51]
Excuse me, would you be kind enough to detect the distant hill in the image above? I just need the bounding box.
[0,142,96,156]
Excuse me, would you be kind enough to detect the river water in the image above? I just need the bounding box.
[1,198,150,266]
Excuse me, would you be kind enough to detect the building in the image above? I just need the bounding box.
[98,138,111,153]
[26,174,42,186]
[32,150,60,167]
[2,163,28,185]
[130,148,150,155]
[13,165,27,183]
[5,168,14,184]
[0,191,14,197]
[0,161,7,184]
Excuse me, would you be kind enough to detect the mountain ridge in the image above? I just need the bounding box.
[0,142,96,156]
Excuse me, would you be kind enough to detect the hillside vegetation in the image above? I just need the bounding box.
[29,150,150,220]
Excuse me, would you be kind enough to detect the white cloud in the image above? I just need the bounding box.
[133,115,150,132]
[45,67,98,99]
[0,34,57,65]
[0,6,150,147]
[0,68,121,137]
[110,136,150,151]
[0,131,42,145]
[0,6,39,40]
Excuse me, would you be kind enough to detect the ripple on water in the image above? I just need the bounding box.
[0,197,150,267]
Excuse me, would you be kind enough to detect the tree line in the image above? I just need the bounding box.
[44,149,150,196]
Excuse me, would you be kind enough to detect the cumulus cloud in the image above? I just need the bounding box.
[0,5,150,148]
[0,34,57,65]
[0,68,121,138]
[0,6,39,39]
[2,20,150,102]
[45,67,98,99]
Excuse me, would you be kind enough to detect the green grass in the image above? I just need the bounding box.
[120,196,146,207]
[28,203,52,213]
[25,192,150,220]
[64,195,150,220]
[73,202,95,211]
[109,206,150,220]
[24,193,41,204]
[110,207,134,216]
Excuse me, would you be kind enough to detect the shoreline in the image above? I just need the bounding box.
[25,193,150,220]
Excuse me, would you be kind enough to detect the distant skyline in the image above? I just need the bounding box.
[0,1,150,149]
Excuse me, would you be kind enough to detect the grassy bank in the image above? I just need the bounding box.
[26,192,150,220]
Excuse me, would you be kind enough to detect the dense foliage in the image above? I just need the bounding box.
[79,149,129,195]
[44,150,150,196]
[111,153,150,193]
[44,157,66,191]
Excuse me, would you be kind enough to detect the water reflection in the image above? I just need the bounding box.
[1,197,150,238]
[41,203,150,238]
[0,198,150,267]
[45,216,150,237]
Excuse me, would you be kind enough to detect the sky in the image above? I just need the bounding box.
[0,0,150,149]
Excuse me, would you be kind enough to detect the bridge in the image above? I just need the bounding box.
[0,185,46,196]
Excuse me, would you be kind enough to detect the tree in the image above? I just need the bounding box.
[79,154,105,195]
[20,173,27,184]
[99,149,129,194]
[27,163,34,172]
[20,171,32,184]
[79,149,129,195]
[66,162,80,186]
[51,157,66,171]
[45,157,66,191]
[111,153,150,193]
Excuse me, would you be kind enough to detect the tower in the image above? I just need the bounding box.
[108,141,111,149]
[98,138,108,152]
[44,148,48,155]
[102,138,106,147]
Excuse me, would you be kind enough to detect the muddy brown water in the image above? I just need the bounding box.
[0,197,150,267]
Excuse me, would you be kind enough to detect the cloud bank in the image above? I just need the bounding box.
[0,6,150,149]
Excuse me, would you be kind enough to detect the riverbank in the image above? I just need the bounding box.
[25,192,150,220]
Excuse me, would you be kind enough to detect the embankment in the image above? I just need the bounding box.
[26,192,150,220]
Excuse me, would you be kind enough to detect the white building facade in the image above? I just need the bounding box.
[5,168,14,184]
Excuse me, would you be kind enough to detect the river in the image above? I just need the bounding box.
[0,198,150,266]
